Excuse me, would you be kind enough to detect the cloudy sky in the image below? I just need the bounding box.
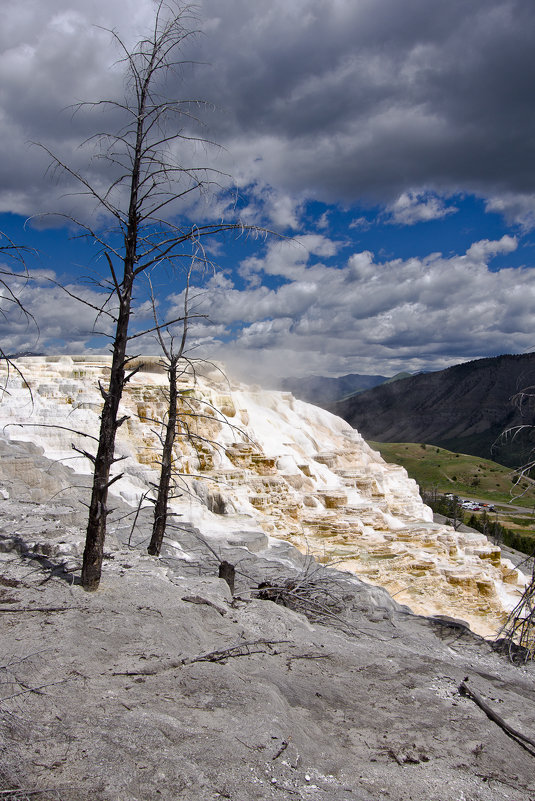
[1,0,535,384]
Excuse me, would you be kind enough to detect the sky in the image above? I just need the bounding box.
[1,0,535,385]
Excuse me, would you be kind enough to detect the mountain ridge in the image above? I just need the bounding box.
[281,372,388,404]
[331,352,535,466]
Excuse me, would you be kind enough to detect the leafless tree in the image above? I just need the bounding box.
[146,270,194,557]
[143,264,255,556]
[143,265,249,557]
[42,1,261,590]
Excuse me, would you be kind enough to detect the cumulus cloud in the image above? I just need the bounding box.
[385,191,458,226]
[160,234,535,384]
[465,235,517,263]
[239,233,342,283]
[485,194,535,231]
[2,233,531,384]
[0,270,143,355]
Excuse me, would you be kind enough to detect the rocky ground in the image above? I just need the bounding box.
[0,440,535,800]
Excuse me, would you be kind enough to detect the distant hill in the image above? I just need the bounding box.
[382,371,413,385]
[282,372,388,405]
[331,353,535,467]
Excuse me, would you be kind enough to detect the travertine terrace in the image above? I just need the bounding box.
[0,355,526,635]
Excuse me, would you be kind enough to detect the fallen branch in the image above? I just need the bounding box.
[112,639,290,676]
[0,650,52,671]
[0,676,77,704]
[183,639,290,665]
[459,679,535,752]
[181,595,227,616]
[255,577,373,638]
[0,606,81,613]
[285,652,331,663]
[0,791,60,797]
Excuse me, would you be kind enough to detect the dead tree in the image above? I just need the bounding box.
[147,352,181,556]
[143,372,255,556]
[147,270,193,556]
[496,386,535,495]
[41,2,259,590]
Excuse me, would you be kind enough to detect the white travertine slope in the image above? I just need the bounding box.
[0,355,526,636]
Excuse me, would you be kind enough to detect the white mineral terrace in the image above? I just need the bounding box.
[0,355,527,636]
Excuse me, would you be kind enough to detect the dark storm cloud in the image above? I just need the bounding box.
[1,0,535,221]
[190,0,535,213]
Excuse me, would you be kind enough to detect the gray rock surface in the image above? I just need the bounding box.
[0,439,534,801]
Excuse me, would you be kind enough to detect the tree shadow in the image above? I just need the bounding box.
[0,534,81,586]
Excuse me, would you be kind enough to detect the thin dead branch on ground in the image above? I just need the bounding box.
[112,639,290,676]
[0,677,77,705]
[181,594,228,616]
[0,784,62,800]
[0,607,81,614]
[459,679,535,755]
[182,639,290,665]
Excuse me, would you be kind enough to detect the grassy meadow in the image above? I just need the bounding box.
[368,441,535,552]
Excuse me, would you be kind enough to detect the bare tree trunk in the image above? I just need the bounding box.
[81,40,143,589]
[81,289,133,589]
[148,357,179,556]
[218,561,235,595]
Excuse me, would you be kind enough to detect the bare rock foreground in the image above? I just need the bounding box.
[1,439,534,800]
